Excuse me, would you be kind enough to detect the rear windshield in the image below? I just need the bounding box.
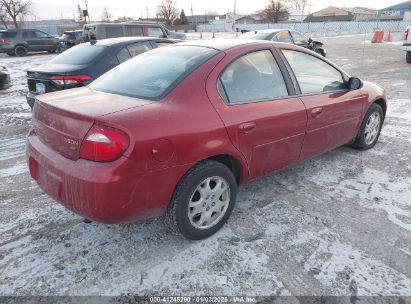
[90,46,219,100]
[0,31,17,38]
[49,44,105,65]
[238,31,271,40]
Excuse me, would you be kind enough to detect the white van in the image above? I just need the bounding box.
[83,22,186,41]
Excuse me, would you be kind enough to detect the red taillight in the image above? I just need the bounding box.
[0,38,8,43]
[79,125,129,162]
[405,29,409,41]
[51,75,91,86]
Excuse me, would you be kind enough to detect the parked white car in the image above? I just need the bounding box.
[404,25,411,63]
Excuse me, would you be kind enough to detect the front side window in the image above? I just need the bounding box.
[147,27,165,38]
[273,31,293,43]
[35,31,49,38]
[219,50,288,104]
[127,41,151,57]
[23,31,36,39]
[290,31,307,44]
[91,46,219,100]
[282,50,346,94]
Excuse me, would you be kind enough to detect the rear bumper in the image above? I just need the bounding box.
[0,45,14,53]
[26,130,177,223]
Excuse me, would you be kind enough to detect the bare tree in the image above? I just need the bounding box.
[101,7,113,22]
[288,0,307,11]
[157,0,178,25]
[259,0,289,23]
[0,0,31,29]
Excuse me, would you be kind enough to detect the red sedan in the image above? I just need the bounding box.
[27,40,387,239]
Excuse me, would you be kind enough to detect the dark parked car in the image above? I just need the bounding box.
[58,30,84,52]
[26,36,179,108]
[0,29,59,57]
[238,29,327,57]
[0,65,11,90]
[27,40,386,240]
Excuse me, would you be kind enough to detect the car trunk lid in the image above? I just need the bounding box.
[33,87,154,160]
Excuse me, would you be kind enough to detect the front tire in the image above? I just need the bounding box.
[352,103,384,150]
[406,51,411,64]
[165,160,237,240]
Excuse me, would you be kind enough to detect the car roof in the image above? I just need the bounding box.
[84,36,172,46]
[176,39,283,51]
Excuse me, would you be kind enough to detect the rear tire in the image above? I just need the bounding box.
[165,160,237,240]
[406,51,411,64]
[352,103,384,150]
[14,45,28,57]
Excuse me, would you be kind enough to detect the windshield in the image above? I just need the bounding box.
[49,44,105,65]
[90,46,219,100]
[237,31,271,40]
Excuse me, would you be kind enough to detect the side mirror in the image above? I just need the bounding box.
[349,77,362,90]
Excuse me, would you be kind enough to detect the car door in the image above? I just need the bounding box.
[23,30,42,51]
[281,49,366,159]
[206,47,307,179]
[34,30,54,50]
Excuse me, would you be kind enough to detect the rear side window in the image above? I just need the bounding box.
[282,50,346,94]
[0,31,17,38]
[127,41,151,57]
[126,27,143,37]
[91,46,219,100]
[105,26,123,38]
[117,48,131,63]
[219,50,289,104]
[49,44,105,65]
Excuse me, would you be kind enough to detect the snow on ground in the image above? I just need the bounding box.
[0,35,410,298]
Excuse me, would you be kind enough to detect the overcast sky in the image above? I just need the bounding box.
[31,0,403,20]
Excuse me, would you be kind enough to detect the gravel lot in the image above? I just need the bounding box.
[0,34,410,298]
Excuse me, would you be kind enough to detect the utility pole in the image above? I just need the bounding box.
[145,7,149,19]
[232,0,237,32]
[191,4,194,26]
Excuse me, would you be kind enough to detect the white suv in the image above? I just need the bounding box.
[404,25,411,63]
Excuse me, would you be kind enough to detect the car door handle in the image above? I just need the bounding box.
[239,122,256,134]
[311,107,323,118]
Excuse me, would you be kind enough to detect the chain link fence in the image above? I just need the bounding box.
[197,20,409,37]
